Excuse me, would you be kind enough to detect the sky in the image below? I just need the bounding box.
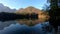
[0,0,48,10]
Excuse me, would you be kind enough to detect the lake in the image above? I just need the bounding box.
[0,21,56,34]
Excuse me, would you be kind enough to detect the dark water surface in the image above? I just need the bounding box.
[0,21,54,34]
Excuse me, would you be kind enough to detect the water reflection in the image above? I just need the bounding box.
[0,21,54,34]
[0,21,17,30]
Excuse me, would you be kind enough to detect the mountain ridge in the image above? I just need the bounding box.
[16,6,44,14]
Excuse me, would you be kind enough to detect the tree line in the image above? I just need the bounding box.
[0,12,38,22]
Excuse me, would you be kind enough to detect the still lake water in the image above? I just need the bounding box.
[0,21,55,34]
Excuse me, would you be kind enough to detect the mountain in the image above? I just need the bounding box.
[16,6,44,14]
[0,3,16,13]
[16,6,49,26]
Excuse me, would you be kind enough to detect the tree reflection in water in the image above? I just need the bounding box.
[0,21,54,34]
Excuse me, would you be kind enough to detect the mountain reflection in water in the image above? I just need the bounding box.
[0,21,54,34]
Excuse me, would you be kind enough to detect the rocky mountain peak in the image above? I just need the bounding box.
[16,6,44,14]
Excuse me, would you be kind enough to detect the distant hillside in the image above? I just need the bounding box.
[16,6,45,14]
[0,3,16,13]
